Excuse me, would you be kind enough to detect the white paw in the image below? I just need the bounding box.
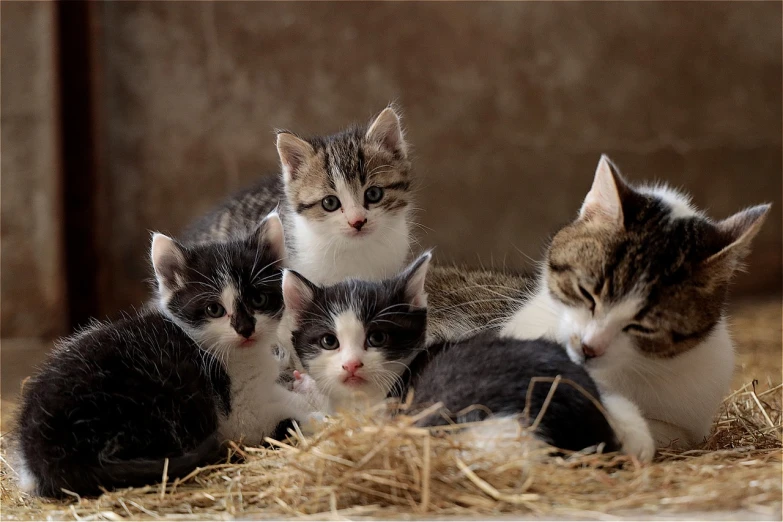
[292,371,318,395]
[602,393,656,463]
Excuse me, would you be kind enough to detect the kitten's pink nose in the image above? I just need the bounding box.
[342,360,364,375]
[582,343,605,359]
[349,218,367,231]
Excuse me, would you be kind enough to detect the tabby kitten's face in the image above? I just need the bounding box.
[152,213,286,359]
[547,155,769,363]
[276,107,412,241]
[280,253,430,406]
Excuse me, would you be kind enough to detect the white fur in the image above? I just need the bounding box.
[638,183,703,220]
[11,454,38,494]
[287,206,410,286]
[303,310,401,414]
[502,282,734,451]
[601,393,656,462]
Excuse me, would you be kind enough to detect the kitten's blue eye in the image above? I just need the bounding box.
[319,334,339,350]
[250,292,268,309]
[364,186,384,204]
[322,196,341,212]
[366,331,388,347]
[205,303,226,318]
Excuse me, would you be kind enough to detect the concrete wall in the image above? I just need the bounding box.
[1,2,65,337]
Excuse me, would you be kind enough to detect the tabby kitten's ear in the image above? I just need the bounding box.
[253,211,286,266]
[366,107,407,158]
[579,154,629,227]
[276,132,315,183]
[151,233,186,293]
[281,270,317,325]
[398,251,432,308]
[703,204,771,272]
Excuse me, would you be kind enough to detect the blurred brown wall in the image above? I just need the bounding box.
[1,2,65,338]
[2,2,781,336]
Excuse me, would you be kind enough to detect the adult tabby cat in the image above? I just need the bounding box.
[502,155,770,450]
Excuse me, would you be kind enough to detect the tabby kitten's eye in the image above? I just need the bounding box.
[366,331,388,347]
[205,303,226,318]
[321,196,341,212]
[623,324,657,335]
[319,334,340,350]
[250,292,268,309]
[364,186,384,204]
[578,285,596,311]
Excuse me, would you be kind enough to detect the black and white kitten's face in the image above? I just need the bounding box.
[546,155,769,364]
[277,107,412,241]
[152,213,286,359]
[280,253,431,405]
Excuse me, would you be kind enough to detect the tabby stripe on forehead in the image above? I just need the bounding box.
[548,263,572,273]
[358,148,366,185]
[324,148,336,189]
[383,181,410,191]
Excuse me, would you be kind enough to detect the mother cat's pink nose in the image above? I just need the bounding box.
[342,360,364,374]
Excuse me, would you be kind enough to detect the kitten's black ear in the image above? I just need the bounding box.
[254,211,286,266]
[366,107,407,158]
[703,204,771,270]
[579,155,629,227]
[282,270,317,323]
[151,233,186,293]
[399,251,432,308]
[276,132,315,183]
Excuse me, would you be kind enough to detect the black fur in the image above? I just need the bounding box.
[396,333,620,453]
[14,312,230,498]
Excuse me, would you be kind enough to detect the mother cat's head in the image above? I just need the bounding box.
[544,155,769,365]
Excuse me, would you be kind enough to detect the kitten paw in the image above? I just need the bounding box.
[292,371,318,395]
[299,411,328,436]
[602,393,656,463]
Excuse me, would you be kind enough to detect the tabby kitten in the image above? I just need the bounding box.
[502,155,770,449]
[13,215,315,497]
[182,107,414,286]
[277,253,654,460]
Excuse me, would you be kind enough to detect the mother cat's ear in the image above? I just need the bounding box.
[281,270,317,324]
[398,251,433,308]
[254,211,286,266]
[702,204,771,273]
[276,131,315,183]
[579,154,630,227]
[150,233,186,292]
[366,106,407,159]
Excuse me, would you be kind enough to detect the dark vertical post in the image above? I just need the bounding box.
[57,1,100,329]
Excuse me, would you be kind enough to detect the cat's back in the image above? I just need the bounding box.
[425,264,531,342]
[15,311,230,496]
[407,333,618,452]
[181,174,284,244]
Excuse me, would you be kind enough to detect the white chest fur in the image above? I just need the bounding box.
[219,346,316,446]
[501,287,735,448]
[288,214,410,286]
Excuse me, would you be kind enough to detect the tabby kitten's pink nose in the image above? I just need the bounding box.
[582,343,605,359]
[350,218,368,231]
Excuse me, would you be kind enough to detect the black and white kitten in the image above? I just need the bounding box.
[12,215,316,497]
[182,107,414,286]
[277,253,652,459]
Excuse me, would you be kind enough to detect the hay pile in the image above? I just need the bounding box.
[1,380,780,520]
